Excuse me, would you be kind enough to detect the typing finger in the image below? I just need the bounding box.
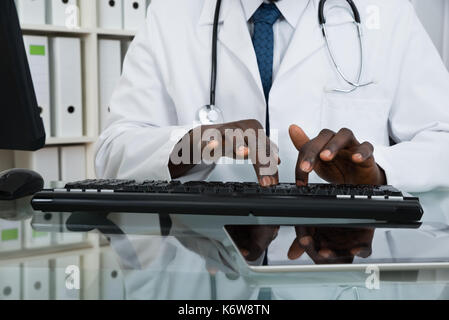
[320,128,358,162]
[296,130,334,185]
[351,141,375,164]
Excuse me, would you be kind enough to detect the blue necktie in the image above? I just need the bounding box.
[252,3,281,136]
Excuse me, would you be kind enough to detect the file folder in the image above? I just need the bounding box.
[54,256,81,300]
[100,251,125,300]
[99,39,122,132]
[23,35,51,137]
[14,147,59,182]
[0,264,21,300]
[22,260,50,300]
[98,0,123,30]
[60,145,86,182]
[47,0,79,27]
[123,0,147,31]
[50,37,83,138]
[16,0,46,25]
[0,219,22,252]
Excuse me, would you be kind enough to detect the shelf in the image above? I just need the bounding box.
[96,28,137,38]
[46,136,96,146]
[21,25,137,38]
[21,24,93,36]
[0,242,95,266]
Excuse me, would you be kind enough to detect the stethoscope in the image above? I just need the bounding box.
[197,0,374,125]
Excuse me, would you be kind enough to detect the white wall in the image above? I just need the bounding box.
[412,0,449,69]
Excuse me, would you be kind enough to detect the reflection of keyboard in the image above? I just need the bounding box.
[31,180,423,222]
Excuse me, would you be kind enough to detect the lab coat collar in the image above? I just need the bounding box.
[240,0,309,29]
[198,0,324,99]
[199,0,266,102]
[198,0,229,26]
[274,0,324,82]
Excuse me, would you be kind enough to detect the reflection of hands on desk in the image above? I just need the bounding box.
[226,226,280,262]
[288,227,375,264]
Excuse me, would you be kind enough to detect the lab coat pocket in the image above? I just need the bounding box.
[320,96,391,145]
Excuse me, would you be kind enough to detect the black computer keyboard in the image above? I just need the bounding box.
[31,180,423,222]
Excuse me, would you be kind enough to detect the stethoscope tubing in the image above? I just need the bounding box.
[209,0,222,108]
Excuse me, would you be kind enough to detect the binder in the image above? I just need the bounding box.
[60,145,86,181]
[23,35,51,137]
[16,0,46,25]
[54,256,81,300]
[0,264,21,300]
[99,39,122,132]
[100,251,125,300]
[14,147,59,182]
[23,217,52,249]
[22,260,50,300]
[123,0,147,31]
[0,219,22,252]
[56,212,86,245]
[47,0,79,27]
[98,0,123,30]
[50,37,83,138]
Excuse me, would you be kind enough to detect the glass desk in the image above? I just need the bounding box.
[1,185,449,300]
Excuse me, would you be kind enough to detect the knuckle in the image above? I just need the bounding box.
[302,144,320,159]
[319,128,334,136]
[247,119,263,129]
[338,127,353,136]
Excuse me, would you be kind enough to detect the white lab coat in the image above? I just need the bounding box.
[95,0,449,192]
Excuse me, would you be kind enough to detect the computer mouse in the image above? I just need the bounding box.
[0,169,44,200]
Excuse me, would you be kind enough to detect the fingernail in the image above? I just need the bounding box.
[319,249,333,259]
[241,249,249,257]
[351,248,362,256]
[321,150,332,159]
[207,140,219,149]
[261,176,271,186]
[300,161,311,172]
[299,236,312,247]
[353,153,363,161]
[296,180,306,187]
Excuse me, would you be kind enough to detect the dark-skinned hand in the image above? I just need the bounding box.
[226,225,280,262]
[289,125,387,186]
[288,226,375,264]
[169,120,280,187]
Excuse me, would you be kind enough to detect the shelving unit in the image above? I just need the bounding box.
[0,2,142,299]
[10,0,137,179]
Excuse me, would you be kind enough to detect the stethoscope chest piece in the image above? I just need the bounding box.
[197,105,224,125]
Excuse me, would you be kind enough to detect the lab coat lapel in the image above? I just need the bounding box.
[217,0,265,100]
[274,0,325,82]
